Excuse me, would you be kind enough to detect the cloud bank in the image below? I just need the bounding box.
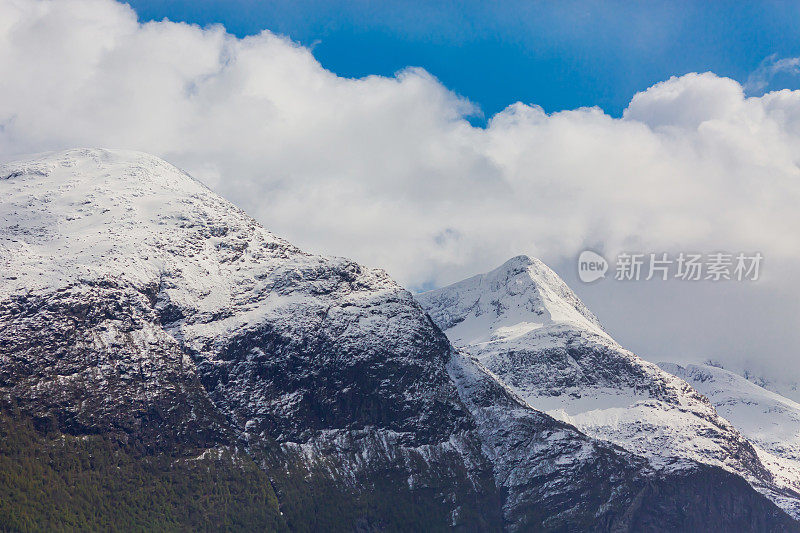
[2,0,799,379]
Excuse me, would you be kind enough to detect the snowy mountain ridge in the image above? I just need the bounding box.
[418,255,800,517]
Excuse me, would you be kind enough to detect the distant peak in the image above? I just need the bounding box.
[494,255,553,279]
[417,255,604,343]
[501,254,533,267]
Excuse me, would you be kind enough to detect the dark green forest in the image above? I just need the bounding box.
[0,412,285,532]
[0,412,466,532]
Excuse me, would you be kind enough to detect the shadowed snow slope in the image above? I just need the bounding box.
[418,255,800,517]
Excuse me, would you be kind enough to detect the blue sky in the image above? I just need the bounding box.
[127,0,800,119]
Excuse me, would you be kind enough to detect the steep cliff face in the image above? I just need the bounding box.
[1,149,797,531]
[0,283,232,450]
[418,255,800,518]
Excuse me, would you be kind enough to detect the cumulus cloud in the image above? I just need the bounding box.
[1,0,800,379]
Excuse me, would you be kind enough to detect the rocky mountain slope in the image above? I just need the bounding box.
[1,149,797,531]
[418,255,800,519]
[446,350,798,531]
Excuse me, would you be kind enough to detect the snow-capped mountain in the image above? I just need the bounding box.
[661,362,800,504]
[418,255,800,518]
[1,149,797,531]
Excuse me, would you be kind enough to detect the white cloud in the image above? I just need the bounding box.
[625,72,745,129]
[2,0,800,380]
[745,54,800,94]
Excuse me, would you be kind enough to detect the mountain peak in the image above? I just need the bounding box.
[498,253,535,269]
[0,148,306,299]
[417,255,603,347]
[3,148,195,187]
[493,254,554,279]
